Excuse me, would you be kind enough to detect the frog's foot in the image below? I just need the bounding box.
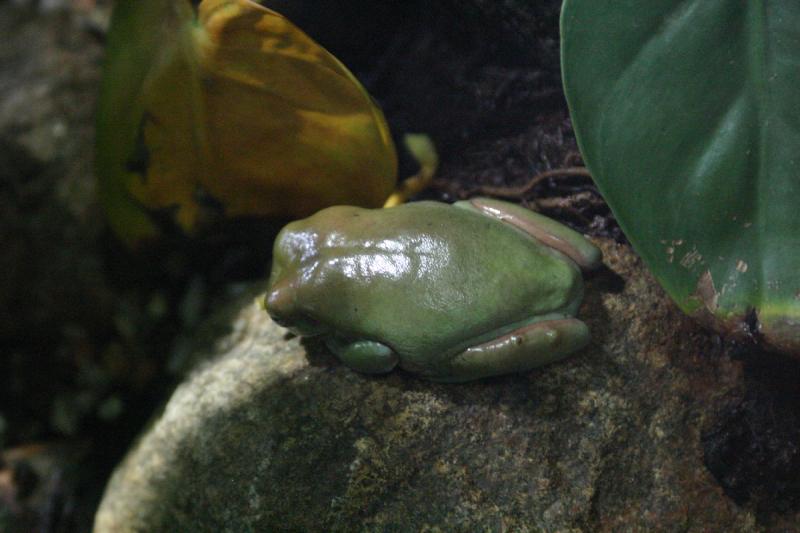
[325,337,400,374]
[455,197,602,271]
[383,134,438,208]
[435,318,590,383]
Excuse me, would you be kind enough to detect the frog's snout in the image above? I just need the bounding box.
[265,291,297,331]
[264,280,318,335]
[265,280,293,318]
[265,281,329,336]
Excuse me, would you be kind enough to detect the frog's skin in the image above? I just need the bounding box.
[265,198,602,382]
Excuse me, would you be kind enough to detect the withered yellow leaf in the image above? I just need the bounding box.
[97,0,397,246]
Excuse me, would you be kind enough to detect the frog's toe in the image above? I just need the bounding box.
[440,318,590,382]
[325,337,399,374]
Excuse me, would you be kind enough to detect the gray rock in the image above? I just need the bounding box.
[0,1,113,344]
[94,240,765,531]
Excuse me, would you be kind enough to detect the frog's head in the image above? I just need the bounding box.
[265,223,326,336]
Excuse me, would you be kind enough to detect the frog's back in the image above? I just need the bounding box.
[291,202,582,360]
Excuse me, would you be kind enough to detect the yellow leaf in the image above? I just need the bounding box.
[97,0,397,246]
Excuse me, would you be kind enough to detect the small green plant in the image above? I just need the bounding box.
[561,1,800,354]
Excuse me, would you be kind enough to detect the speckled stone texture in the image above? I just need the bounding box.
[0,2,111,345]
[94,240,771,532]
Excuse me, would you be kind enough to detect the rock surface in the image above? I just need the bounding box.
[95,239,773,531]
[0,1,111,344]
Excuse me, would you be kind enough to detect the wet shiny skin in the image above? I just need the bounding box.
[265,198,602,381]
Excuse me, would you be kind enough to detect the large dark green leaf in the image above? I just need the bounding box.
[561,1,800,353]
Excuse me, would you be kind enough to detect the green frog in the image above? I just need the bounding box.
[265,198,602,382]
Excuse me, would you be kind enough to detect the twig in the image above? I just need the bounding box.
[535,191,605,209]
[468,166,592,199]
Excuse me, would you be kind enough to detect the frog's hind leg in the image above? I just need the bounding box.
[325,337,400,374]
[454,197,602,271]
[437,318,590,383]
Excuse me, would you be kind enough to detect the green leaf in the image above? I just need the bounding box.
[96,0,188,245]
[561,1,800,353]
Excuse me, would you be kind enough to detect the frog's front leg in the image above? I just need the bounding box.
[325,336,400,374]
[435,317,590,383]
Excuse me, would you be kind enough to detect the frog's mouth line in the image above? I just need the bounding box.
[269,312,324,337]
